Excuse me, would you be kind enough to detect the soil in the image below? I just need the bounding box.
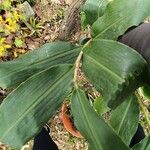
[49,111,88,150]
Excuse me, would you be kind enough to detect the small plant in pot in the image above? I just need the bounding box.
[0,0,150,150]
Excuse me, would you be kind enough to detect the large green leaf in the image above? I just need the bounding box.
[82,0,109,25]
[132,137,150,150]
[71,88,129,150]
[92,0,150,40]
[0,41,80,88]
[0,64,73,149]
[82,39,147,108]
[110,95,139,145]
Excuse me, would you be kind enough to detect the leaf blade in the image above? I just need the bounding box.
[0,41,80,88]
[110,95,140,145]
[71,88,129,150]
[92,0,150,40]
[82,0,109,25]
[132,137,150,150]
[93,96,110,115]
[0,64,73,149]
[82,39,147,108]
[139,85,150,100]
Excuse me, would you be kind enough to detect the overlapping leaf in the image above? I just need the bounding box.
[93,96,110,115]
[71,88,129,150]
[132,137,150,150]
[82,39,148,108]
[139,85,150,100]
[0,64,73,149]
[82,0,109,25]
[92,0,150,40]
[0,41,80,88]
[110,95,139,145]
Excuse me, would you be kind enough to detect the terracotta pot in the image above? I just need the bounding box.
[60,102,83,138]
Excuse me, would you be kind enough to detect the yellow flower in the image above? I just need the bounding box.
[0,46,5,57]
[16,49,26,54]
[0,38,11,57]
[3,44,11,49]
[13,11,20,21]
[0,16,8,34]
[5,18,17,32]
[13,51,18,58]
[0,16,3,22]
[0,16,5,27]
[0,38,5,44]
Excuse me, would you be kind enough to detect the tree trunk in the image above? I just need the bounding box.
[58,0,86,40]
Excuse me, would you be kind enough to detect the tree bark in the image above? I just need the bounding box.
[58,0,86,40]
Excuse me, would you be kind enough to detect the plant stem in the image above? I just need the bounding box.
[73,39,92,87]
[136,91,150,133]
[73,51,83,88]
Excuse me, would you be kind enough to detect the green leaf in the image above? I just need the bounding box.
[71,88,129,150]
[0,64,73,149]
[2,0,11,10]
[132,137,150,150]
[139,85,150,100]
[82,0,109,25]
[14,38,24,48]
[82,39,147,108]
[92,0,150,40]
[93,96,110,115]
[110,95,139,145]
[0,41,80,88]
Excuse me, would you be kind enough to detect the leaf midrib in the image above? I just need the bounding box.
[117,98,132,134]
[30,47,79,66]
[85,54,124,82]
[0,48,78,81]
[77,90,102,150]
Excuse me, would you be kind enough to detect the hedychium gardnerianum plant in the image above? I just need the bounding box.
[0,0,150,149]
